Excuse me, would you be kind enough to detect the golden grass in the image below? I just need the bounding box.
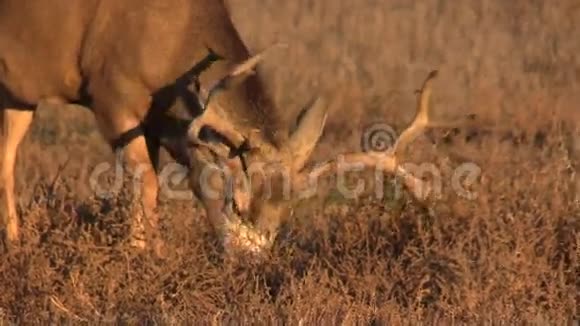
[1,0,579,323]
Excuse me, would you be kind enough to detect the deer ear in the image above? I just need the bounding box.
[286,96,328,172]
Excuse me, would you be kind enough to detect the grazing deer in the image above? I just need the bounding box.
[0,0,442,257]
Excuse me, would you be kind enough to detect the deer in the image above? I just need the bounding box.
[0,0,445,257]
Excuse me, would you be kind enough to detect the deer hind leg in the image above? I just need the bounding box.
[1,108,35,244]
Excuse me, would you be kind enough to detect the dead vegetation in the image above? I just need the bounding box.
[1,0,579,323]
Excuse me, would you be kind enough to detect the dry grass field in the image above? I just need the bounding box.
[1,0,579,323]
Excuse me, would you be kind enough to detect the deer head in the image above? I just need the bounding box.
[182,45,441,258]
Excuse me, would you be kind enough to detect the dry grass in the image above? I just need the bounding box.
[1,0,579,324]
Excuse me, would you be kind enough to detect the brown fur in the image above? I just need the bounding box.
[0,0,448,256]
[0,0,283,135]
[0,0,286,251]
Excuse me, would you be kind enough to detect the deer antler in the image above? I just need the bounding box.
[293,70,440,201]
[390,70,437,162]
[198,42,287,111]
[200,43,283,110]
[187,43,286,150]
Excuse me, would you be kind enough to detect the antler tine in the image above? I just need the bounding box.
[390,70,438,161]
[198,42,287,110]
